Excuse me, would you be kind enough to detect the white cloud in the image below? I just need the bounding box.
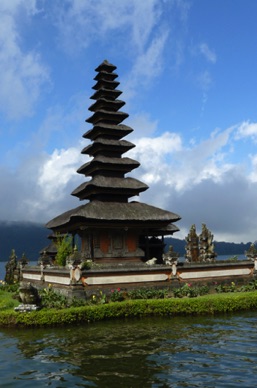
[128,131,182,184]
[53,0,162,55]
[197,70,213,92]
[0,0,49,120]
[38,147,85,202]
[52,0,187,102]
[199,43,217,63]
[249,154,257,182]
[129,125,233,192]
[126,113,159,138]
[235,121,257,141]
[122,28,169,101]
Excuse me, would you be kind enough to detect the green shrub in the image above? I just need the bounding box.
[39,286,69,309]
[90,290,107,305]
[1,292,257,327]
[173,283,210,298]
[0,281,19,294]
[215,282,236,293]
[110,288,126,302]
[239,280,257,292]
[127,287,168,300]
[55,234,73,267]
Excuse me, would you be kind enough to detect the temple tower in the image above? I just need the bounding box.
[46,60,181,264]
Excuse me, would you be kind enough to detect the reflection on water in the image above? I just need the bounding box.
[1,312,257,387]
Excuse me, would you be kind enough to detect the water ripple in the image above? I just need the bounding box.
[0,312,257,386]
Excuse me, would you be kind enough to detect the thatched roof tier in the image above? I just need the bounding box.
[77,156,140,176]
[92,78,120,91]
[90,88,122,101]
[71,176,148,200]
[81,138,135,157]
[39,241,57,255]
[89,98,125,113]
[95,60,117,72]
[83,123,133,140]
[151,224,180,235]
[94,70,118,82]
[86,109,128,125]
[46,200,181,230]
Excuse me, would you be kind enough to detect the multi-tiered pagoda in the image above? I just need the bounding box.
[46,60,180,264]
[24,61,253,294]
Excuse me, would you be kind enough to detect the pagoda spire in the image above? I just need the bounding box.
[72,60,148,203]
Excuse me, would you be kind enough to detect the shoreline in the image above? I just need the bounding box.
[1,291,257,328]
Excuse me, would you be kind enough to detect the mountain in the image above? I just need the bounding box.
[0,222,49,262]
[165,237,252,257]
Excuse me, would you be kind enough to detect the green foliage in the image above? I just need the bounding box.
[80,260,93,270]
[39,286,69,309]
[0,288,19,311]
[90,290,107,305]
[55,234,73,267]
[127,287,168,300]
[2,277,257,327]
[0,281,19,294]
[110,288,125,302]
[80,260,101,270]
[215,282,236,293]
[173,283,210,298]
[1,292,257,327]
[39,286,90,309]
[215,280,257,293]
[239,280,257,292]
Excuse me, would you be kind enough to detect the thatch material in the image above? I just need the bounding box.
[46,200,181,230]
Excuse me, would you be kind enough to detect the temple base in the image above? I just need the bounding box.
[21,260,257,299]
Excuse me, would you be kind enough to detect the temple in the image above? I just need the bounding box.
[46,60,181,264]
[20,61,257,295]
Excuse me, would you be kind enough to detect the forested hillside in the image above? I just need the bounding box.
[0,222,49,261]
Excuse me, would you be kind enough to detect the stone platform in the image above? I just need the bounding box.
[21,259,257,298]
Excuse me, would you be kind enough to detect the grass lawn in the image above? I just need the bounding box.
[0,288,19,312]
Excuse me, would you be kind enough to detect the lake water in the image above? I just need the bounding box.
[1,312,257,387]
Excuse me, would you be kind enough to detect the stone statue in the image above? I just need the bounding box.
[245,243,257,259]
[199,223,216,262]
[66,245,82,269]
[185,224,199,262]
[146,257,157,265]
[163,245,179,265]
[185,224,216,263]
[18,281,40,305]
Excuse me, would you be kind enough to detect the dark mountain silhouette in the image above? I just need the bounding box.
[0,222,49,262]
[0,222,252,262]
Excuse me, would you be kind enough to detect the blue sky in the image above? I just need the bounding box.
[1,0,257,244]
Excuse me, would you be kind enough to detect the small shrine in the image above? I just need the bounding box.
[185,223,217,263]
[45,60,181,265]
